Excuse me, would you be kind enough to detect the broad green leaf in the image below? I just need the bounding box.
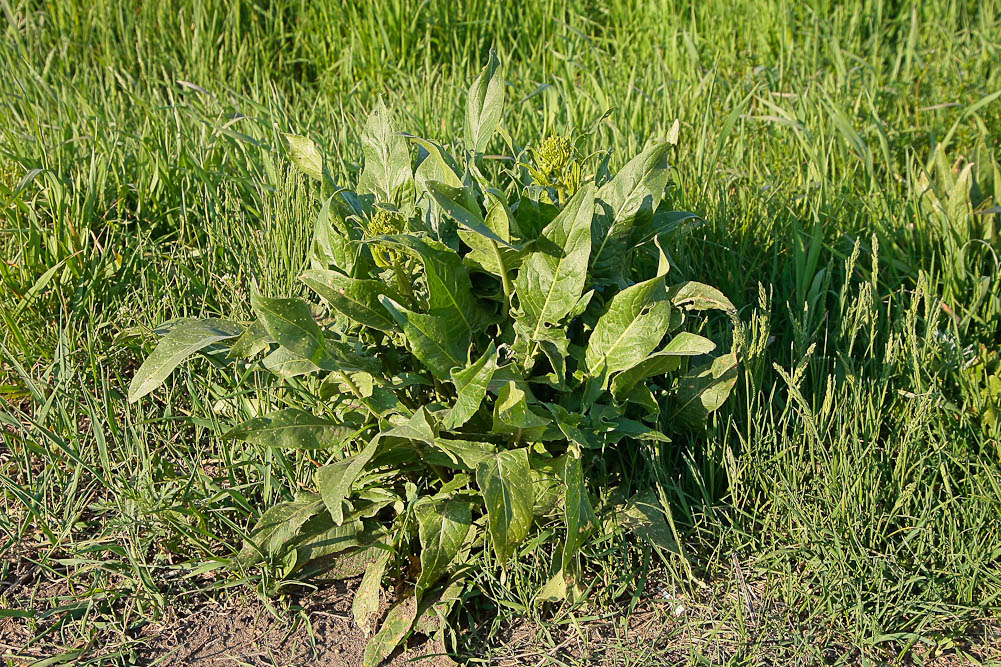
[609,332,716,399]
[671,352,739,428]
[379,296,467,378]
[668,281,737,312]
[284,134,322,181]
[301,269,401,332]
[384,406,437,445]
[465,49,504,153]
[310,195,369,277]
[353,547,391,635]
[427,180,513,248]
[561,456,595,572]
[293,514,365,563]
[222,408,355,450]
[414,576,465,635]
[426,439,496,470]
[227,320,272,360]
[585,274,673,379]
[591,143,671,284]
[129,319,244,402]
[374,234,480,333]
[362,596,418,667]
[631,210,703,246]
[538,569,568,602]
[316,437,381,525]
[514,183,595,339]
[444,343,498,429]
[617,488,679,553]
[357,99,412,205]
[239,494,324,562]
[251,292,330,367]
[492,381,550,441]
[476,448,534,564]
[460,192,524,281]
[408,135,463,189]
[415,498,473,596]
[262,346,323,378]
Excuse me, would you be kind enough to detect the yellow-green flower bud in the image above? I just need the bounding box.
[368,208,407,268]
[529,135,583,200]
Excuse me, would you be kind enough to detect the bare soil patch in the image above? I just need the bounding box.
[136,581,452,667]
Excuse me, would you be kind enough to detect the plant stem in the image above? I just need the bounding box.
[491,239,513,313]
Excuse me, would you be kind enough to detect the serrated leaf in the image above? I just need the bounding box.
[129,319,244,402]
[353,548,391,635]
[476,448,534,564]
[514,183,595,339]
[465,49,504,153]
[316,437,381,524]
[251,292,331,367]
[610,332,716,399]
[302,269,401,332]
[284,134,322,181]
[591,143,671,284]
[444,343,498,429]
[585,274,673,379]
[358,100,412,205]
[379,296,467,378]
[415,498,473,596]
[222,408,355,450]
[240,494,325,562]
[362,596,418,667]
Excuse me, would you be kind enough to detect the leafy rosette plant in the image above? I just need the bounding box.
[129,52,739,664]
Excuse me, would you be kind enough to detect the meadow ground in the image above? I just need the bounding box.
[2,0,1001,664]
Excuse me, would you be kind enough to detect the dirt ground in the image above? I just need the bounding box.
[136,582,452,667]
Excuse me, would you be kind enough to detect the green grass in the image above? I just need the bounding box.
[2,0,1000,663]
